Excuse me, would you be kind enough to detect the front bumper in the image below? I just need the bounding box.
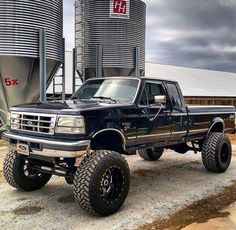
[3,131,90,158]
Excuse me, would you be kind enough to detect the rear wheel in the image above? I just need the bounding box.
[202,132,232,173]
[138,148,164,161]
[73,150,130,216]
[3,150,52,191]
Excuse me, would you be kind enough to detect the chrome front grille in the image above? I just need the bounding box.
[11,112,57,135]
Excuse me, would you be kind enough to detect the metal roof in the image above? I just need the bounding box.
[146,62,236,97]
[48,52,236,97]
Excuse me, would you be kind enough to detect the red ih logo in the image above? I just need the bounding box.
[113,0,127,14]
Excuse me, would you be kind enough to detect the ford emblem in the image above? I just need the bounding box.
[27,121,33,126]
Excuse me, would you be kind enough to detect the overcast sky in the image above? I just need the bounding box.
[63,0,236,73]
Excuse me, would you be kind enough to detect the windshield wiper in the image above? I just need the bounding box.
[92,96,117,103]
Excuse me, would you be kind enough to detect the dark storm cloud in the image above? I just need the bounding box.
[144,0,236,72]
[64,0,236,73]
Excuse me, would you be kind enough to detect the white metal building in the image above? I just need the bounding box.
[146,62,236,97]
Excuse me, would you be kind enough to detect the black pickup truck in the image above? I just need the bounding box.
[3,77,236,216]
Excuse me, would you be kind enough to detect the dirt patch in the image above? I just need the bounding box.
[233,148,236,156]
[0,140,5,147]
[57,194,75,204]
[133,161,201,179]
[228,135,236,156]
[0,170,4,183]
[139,181,236,230]
[12,206,44,216]
[229,135,236,144]
[16,198,28,202]
[133,169,156,177]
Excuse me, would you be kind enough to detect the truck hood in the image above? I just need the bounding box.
[10,100,132,115]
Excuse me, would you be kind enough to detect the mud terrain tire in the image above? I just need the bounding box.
[202,132,232,173]
[73,150,130,216]
[138,148,164,161]
[3,150,52,191]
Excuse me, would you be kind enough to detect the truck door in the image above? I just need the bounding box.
[166,82,188,142]
[135,81,172,148]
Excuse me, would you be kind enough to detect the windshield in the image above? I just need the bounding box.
[72,78,139,103]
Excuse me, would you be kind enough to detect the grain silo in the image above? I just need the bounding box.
[0,0,63,123]
[75,0,146,80]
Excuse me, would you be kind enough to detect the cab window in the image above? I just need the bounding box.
[140,82,164,105]
[167,83,183,108]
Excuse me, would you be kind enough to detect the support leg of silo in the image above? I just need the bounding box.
[39,29,47,102]
[73,48,76,93]
[62,38,66,100]
[135,47,140,77]
[96,45,103,78]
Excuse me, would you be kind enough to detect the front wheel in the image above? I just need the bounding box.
[202,132,232,173]
[3,150,52,191]
[73,150,130,216]
[138,148,164,161]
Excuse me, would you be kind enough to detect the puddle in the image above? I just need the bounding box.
[139,181,236,230]
[183,203,236,229]
[13,206,44,216]
[57,195,75,204]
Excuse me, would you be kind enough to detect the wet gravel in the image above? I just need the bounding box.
[0,149,236,230]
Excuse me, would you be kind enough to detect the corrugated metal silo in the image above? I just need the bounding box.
[0,0,63,123]
[75,0,146,80]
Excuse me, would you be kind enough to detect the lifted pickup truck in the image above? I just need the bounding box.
[3,77,236,216]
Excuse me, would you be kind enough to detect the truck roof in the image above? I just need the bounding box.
[140,76,178,83]
[86,76,178,84]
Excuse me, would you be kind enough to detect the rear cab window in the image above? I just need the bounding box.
[166,83,183,108]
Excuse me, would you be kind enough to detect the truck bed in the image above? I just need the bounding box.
[186,105,235,138]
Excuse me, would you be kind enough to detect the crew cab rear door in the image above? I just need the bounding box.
[165,82,188,142]
[135,81,172,147]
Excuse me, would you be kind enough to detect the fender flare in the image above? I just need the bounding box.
[92,128,126,151]
[207,117,225,134]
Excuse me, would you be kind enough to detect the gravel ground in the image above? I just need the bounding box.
[0,147,236,230]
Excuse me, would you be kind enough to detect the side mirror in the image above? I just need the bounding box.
[154,95,166,105]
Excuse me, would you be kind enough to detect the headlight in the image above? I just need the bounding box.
[55,116,85,134]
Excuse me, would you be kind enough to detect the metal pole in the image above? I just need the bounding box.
[62,38,66,100]
[53,78,55,98]
[135,47,140,77]
[39,29,47,102]
[72,48,76,93]
[0,108,7,126]
[96,45,103,78]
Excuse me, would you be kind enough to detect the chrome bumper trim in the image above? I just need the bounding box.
[3,132,90,158]
[28,149,89,158]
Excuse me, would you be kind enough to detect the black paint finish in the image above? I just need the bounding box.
[9,77,236,154]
